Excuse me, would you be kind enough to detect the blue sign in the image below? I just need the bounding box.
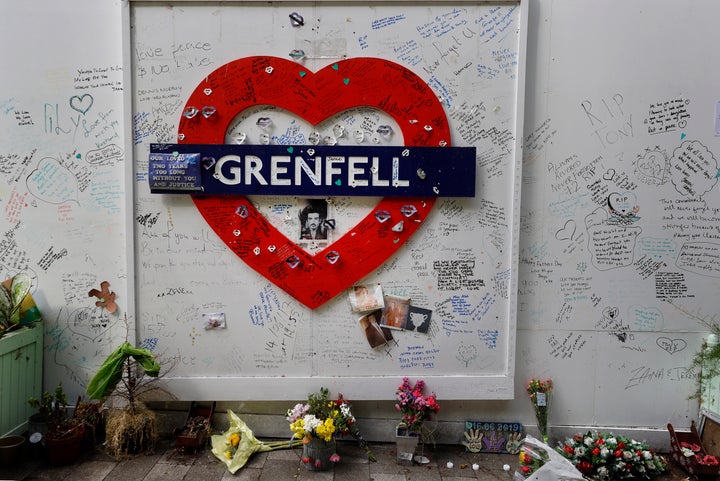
[149,143,476,197]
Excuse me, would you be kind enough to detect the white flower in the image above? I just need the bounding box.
[681,447,695,457]
[600,447,610,458]
[340,404,354,420]
[575,446,586,457]
[303,414,321,432]
[623,450,633,460]
[584,437,594,447]
[605,437,617,445]
[642,450,653,460]
[597,466,609,480]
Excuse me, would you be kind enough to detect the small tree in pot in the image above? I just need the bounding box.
[86,336,164,458]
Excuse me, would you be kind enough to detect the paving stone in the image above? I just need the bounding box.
[143,462,192,481]
[104,454,160,481]
[182,460,226,481]
[221,466,261,481]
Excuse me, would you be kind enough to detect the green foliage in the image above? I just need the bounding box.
[86,341,160,402]
[0,272,32,337]
[28,384,78,439]
[690,323,720,401]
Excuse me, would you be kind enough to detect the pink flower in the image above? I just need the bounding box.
[330,453,341,463]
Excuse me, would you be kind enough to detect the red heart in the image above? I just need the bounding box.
[179,56,451,309]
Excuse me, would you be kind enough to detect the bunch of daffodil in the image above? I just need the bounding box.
[286,387,376,462]
[287,389,340,442]
[211,410,303,474]
[223,432,241,459]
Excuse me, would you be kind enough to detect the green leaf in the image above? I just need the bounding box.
[0,283,11,328]
[86,341,161,400]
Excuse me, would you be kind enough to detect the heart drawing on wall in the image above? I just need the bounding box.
[178,56,452,309]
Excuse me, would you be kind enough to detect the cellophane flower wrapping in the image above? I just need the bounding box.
[517,435,585,481]
[211,410,302,474]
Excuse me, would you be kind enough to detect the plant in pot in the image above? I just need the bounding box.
[0,271,34,338]
[86,335,165,458]
[73,396,106,449]
[28,384,85,466]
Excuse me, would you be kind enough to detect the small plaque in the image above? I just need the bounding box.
[462,421,525,454]
[148,152,203,193]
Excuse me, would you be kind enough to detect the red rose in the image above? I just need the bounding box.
[564,445,575,455]
[592,447,601,456]
[574,434,584,443]
[595,438,604,445]
[614,450,623,458]
[577,461,593,474]
[521,465,532,474]
[617,442,626,449]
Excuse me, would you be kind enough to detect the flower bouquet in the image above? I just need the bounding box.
[287,387,375,470]
[211,410,303,474]
[526,378,552,442]
[395,377,440,436]
[518,443,549,478]
[557,431,666,480]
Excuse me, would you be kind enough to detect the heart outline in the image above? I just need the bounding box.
[69,94,94,115]
[179,56,451,308]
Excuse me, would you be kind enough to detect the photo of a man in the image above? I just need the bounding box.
[299,199,328,241]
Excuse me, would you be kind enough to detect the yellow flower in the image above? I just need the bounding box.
[316,418,336,442]
[229,433,240,447]
[290,419,306,439]
[225,449,233,459]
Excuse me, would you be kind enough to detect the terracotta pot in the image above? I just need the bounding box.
[45,426,84,466]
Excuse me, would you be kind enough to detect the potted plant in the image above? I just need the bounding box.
[173,401,215,451]
[73,396,106,448]
[86,331,163,458]
[0,271,33,337]
[28,384,85,466]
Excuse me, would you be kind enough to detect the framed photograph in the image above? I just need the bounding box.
[406,306,432,334]
[358,310,394,349]
[379,295,411,330]
[349,283,384,313]
[297,198,333,246]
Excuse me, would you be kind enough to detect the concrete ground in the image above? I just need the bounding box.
[1,437,698,481]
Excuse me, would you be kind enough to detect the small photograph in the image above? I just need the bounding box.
[406,306,432,333]
[202,312,227,330]
[379,295,411,330]
[298,199,331,242]
[349,283,385,313]
[358,310,394,349]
